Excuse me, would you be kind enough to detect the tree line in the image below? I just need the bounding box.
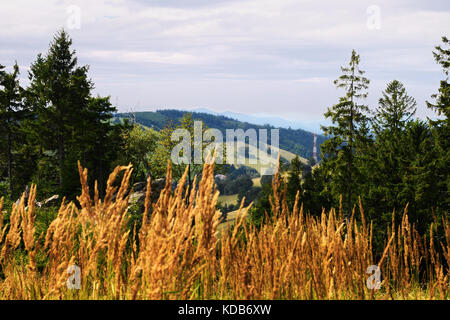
[0,30,136,200]
[252,37,449,254]
[0,30,227,202]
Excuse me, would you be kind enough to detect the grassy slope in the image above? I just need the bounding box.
[115,110,325,160]
[117,111,310,210]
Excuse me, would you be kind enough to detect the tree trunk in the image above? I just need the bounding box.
[7,127,12,195]
[348,79,355,218]
[58,135,65,189]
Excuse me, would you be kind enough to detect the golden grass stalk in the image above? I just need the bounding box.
[0,160,447,300]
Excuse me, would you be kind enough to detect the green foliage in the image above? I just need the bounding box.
[30,152,60,199]
[426,36,449,222]
[374,80,417,133]
[237,186,262,208]
[301,165,333,215]
[427,36,450,123]
[0,62,27,198]
[116,109,326,160]
[216,173,253,196]
[296,41,449,256]
[250,177,278,228]
[286,155,303,208]
[0,181,10,201]
[35,206,59,238]
[22,30,125,199]
[321,50,370,216]
[1,30,129,200]
[0,29,448,264]
[119,124,159,182]
[249,41,448,258]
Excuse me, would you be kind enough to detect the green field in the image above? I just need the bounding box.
[218,194,239,206]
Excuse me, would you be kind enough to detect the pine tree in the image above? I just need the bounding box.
[0,63,25,195]
[370,80,417,214]
[29,30,93,189]
[357,82,417,249]
[27,29,92,192]
[321,50,370,216]
[26,30,125,197]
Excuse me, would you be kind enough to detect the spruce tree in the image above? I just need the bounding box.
[27,30,124,197]
[362,82,417,249]
[321,50,370,217]
[28,29,92,192]
[374,80,417,133]
[371,80,417,212]
[0,63,25,196]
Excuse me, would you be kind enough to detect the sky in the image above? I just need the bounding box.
[1,0,449,129]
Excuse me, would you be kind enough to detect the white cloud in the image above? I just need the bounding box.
[86,50,205,65]
[293,77,329,83]
[0,0,448,121]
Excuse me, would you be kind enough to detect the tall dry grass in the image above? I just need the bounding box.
[0,160,448,300]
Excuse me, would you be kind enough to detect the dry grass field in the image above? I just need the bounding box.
[0,161,448,300]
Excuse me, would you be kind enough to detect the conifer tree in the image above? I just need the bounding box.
[26,30,124,197]
[374,80,417,134]
[371,80,417,211]
[321,50,370,216]
[27,29,92,191]
[0,63,25,195]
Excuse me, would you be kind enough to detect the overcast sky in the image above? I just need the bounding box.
[1,0,449,126]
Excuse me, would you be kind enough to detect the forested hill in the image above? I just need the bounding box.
[115,110,326,160]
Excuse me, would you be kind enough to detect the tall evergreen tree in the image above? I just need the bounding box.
[370,80,417,213]
[357,82,417,250]
[0,63,25,196]
[27,29,92,193]
[25,30,125,197]
[321,50,370,216]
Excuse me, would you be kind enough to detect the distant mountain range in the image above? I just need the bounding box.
[115,109,326,161]
[191,108,324,133]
